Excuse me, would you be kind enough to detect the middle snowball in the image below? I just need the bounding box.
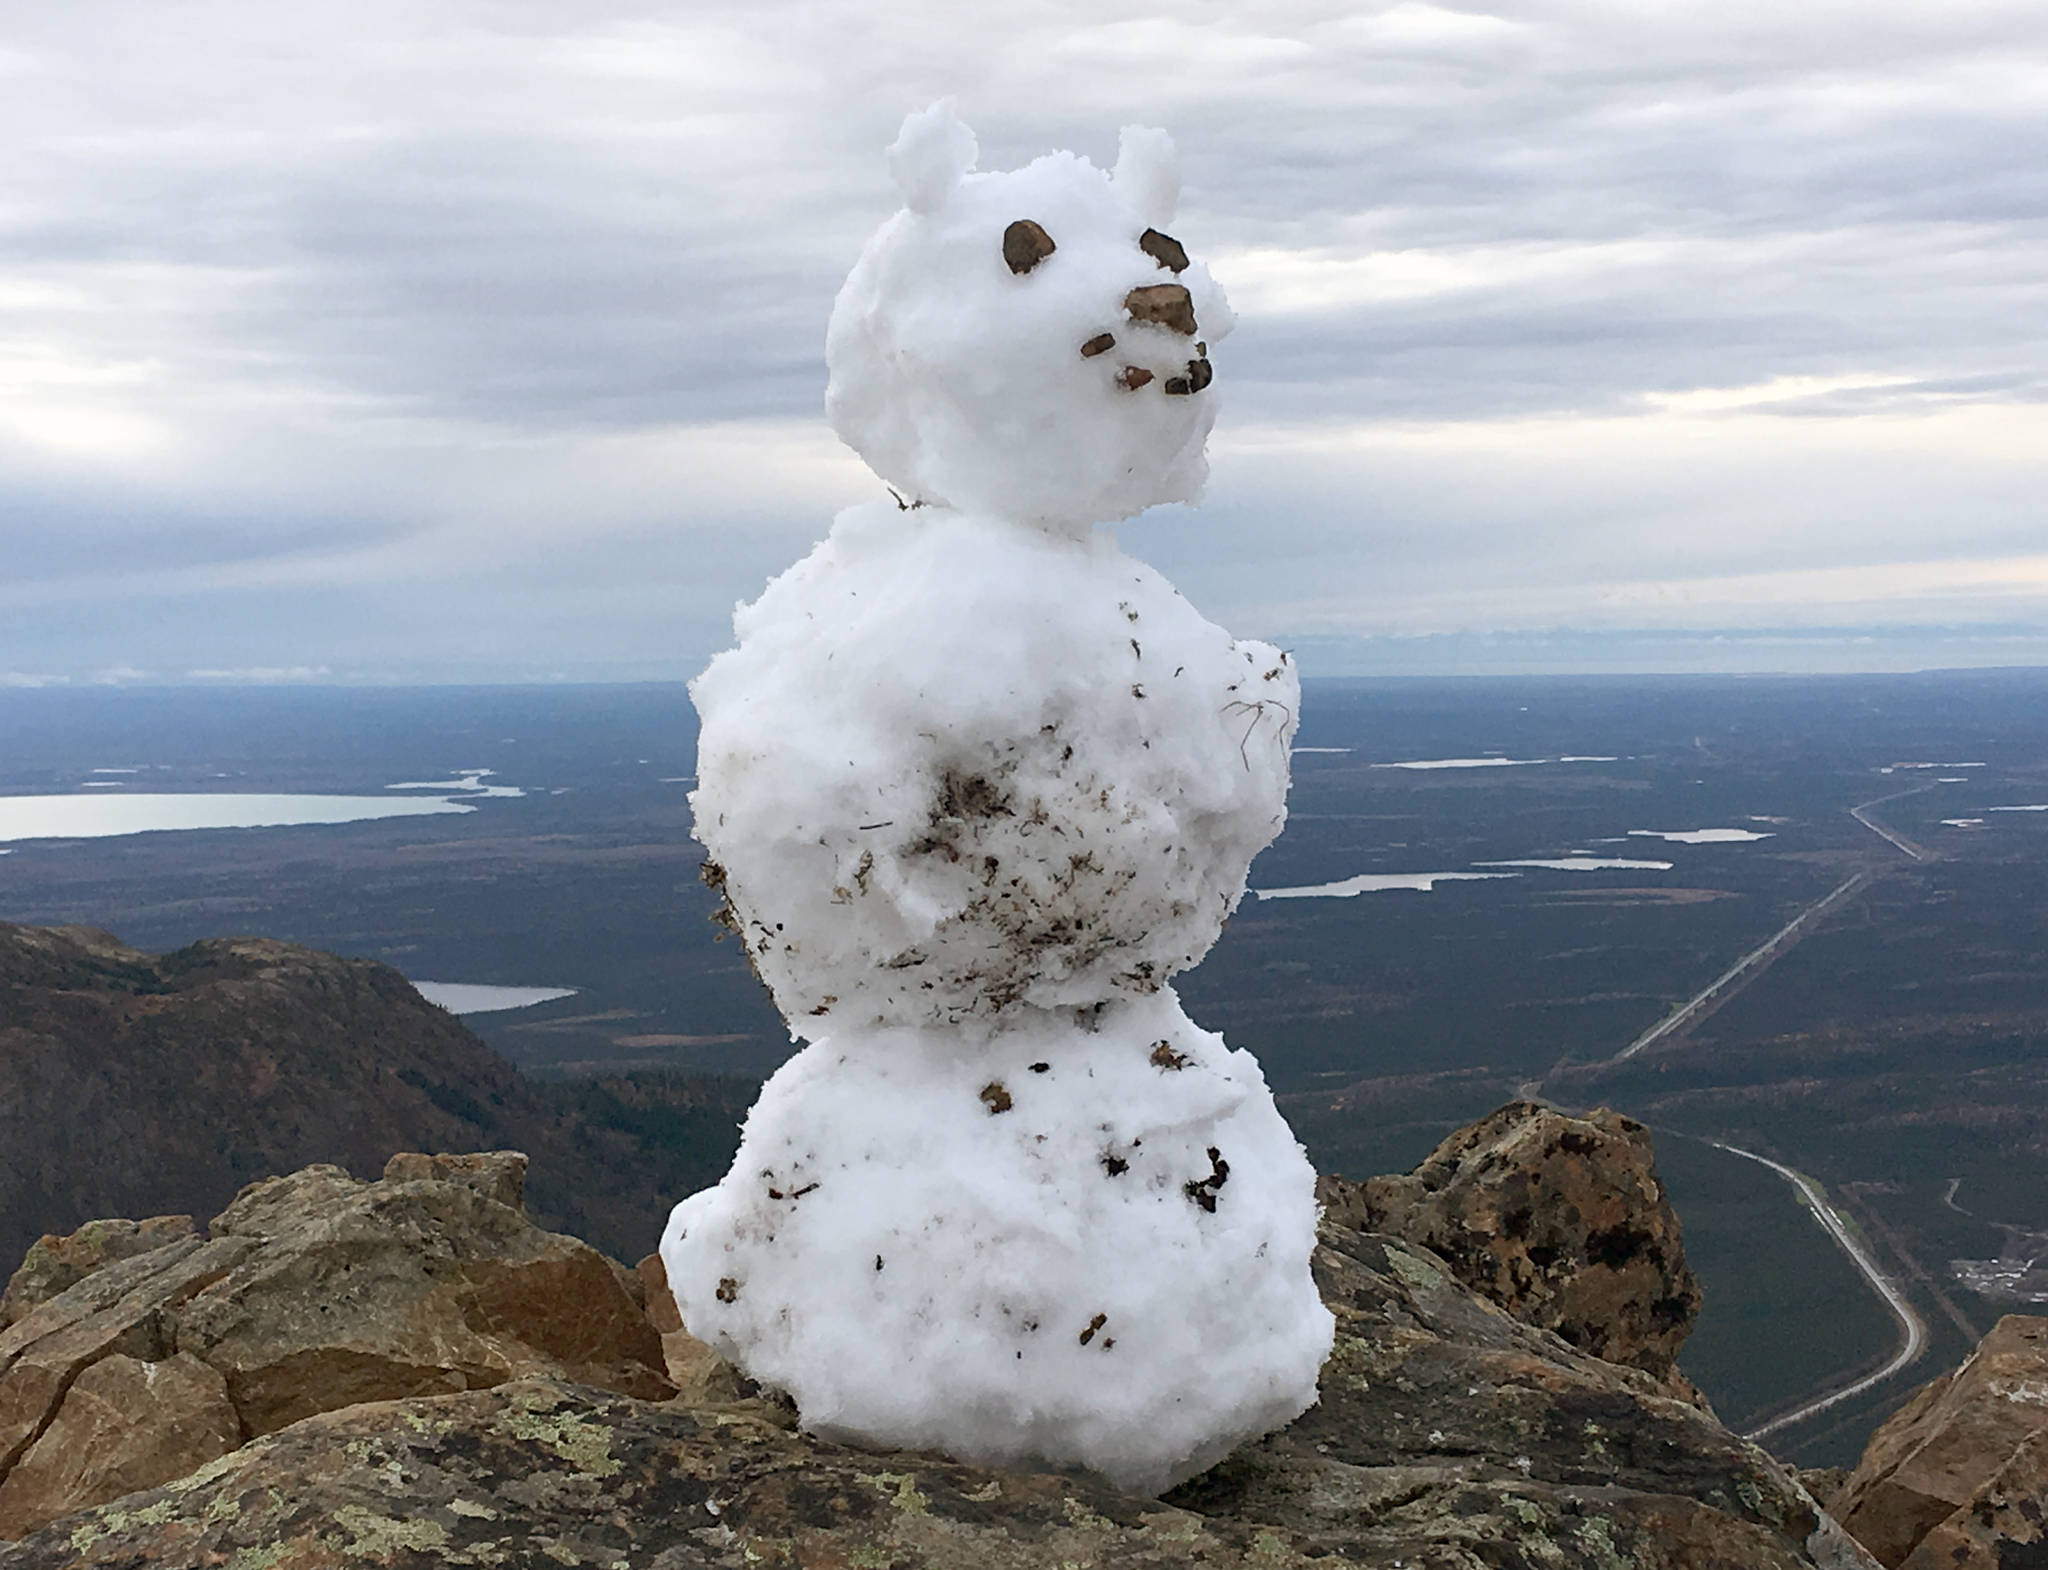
[690,501,1298,1030]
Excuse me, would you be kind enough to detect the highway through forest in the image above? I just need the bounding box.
[1531,783,1942,1440]
[1710,1142,1930,1440]
[1611,872,1869,1063]
[1699,785,1942,1439]
[1848,783,1936,861]
[1610,782,1935,1066]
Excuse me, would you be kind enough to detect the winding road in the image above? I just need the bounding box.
[1688,789,1944,1437]
[1710,1141,1929,1440]
[1575,783,1943,1436]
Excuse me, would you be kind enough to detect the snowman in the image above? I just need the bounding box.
[661,102,1332,1496]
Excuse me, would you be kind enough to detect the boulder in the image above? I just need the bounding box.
[0,1201,1874,1568]
[1896,1425,2048,1569]
[0,1216,197,1330]
[0,1354,239,1539]
[183,1158,675,1435]
[0,1235,255,1486]
[381,1150,527,1210]
[1325,1100,1703,1383]
[1830,1315,2048,1566]
[0,1153,670,1540]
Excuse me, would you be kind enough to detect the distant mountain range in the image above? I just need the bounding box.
[0,921,750,1267]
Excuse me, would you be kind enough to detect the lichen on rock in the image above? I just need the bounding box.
[0,1151,668,1541]
[2,1185,1875,1568]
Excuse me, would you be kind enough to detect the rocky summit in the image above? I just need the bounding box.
[1825,1314,2048,1568]
[0,1105,1886,1568]
[1320,1100,1704,1391]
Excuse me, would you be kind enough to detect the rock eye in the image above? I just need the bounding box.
[1003,220,1056,275]
[1139,229,1189,273]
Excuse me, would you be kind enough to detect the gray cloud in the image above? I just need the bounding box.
[1,1,2044,678]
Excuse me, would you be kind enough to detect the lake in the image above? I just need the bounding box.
[0,793,476,843]
[1256,870,1517,898]
[412,982,578,1014]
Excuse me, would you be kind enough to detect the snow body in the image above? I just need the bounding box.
[661,993,1324,1495]
[664,102,1331,1496]
[689,500,1296,1026]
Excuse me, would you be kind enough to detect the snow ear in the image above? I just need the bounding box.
[888,100,978,215]
[1113,126,1180,227]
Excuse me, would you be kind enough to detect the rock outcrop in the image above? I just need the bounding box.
[1322,1099,1704,1386]
[1829,1314,2048,1567]
[0,1353,239,1543]
[1168,1198,1869,1568]
[0,1147,1873,1567]
[0,1214,196,1330]
[0,1151,669,1539]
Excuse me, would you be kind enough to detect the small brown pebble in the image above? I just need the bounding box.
[1117,365,1154,390]
[1186,356,1213,392]
[1124,282,1197,335]
[979,1081,1014,1114]
[716,1277,740,1304]
[1079,1312,1108,1346]
[1139,228,1190,272]
[1003,219,1056,275]
[1080,332,1115,358]
[1149,1040,1188,1070]
[1163,375,1192,395]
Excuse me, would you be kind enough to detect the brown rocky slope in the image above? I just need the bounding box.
[1824,1314,2048,1568]
[0,1110,1881,1567]
[0,921,748,1271]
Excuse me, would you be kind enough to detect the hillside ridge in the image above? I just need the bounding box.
[0,921,746,1267]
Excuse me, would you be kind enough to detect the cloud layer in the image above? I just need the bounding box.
[3,1,2043,680]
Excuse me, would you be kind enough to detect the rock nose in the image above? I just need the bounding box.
[1124,284,1197,337]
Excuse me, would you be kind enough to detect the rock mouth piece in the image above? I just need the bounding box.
[1163,357,1213,397]
[1112,352,1212,396]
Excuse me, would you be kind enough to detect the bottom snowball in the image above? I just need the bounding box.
[660,992,1333,1495]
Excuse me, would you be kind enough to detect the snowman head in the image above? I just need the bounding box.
[826,102,1235,532]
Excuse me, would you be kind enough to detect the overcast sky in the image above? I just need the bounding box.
[3,0,2045,685]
